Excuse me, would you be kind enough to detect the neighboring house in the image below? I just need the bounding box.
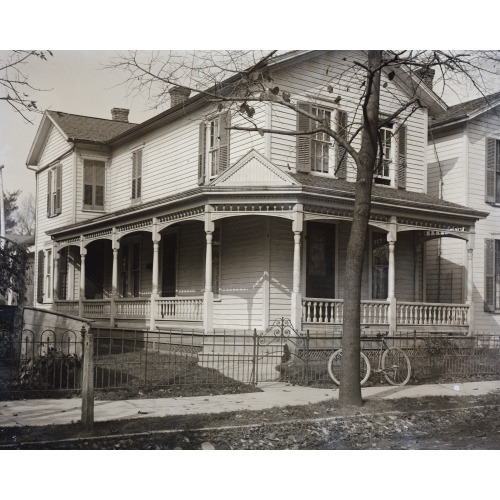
[26,51,487,336]
[428,91,500,333]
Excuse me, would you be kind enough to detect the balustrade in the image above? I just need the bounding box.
[397,302,469,326]
[156,297,203,321]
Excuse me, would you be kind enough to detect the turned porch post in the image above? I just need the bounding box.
[110,228,120,327]
[53,247,60,304]
[387,219,397,334]
[78,240,87,317]
[466,229,475,335]
[291,204,303,330]
[150,219,161,331]
[204,207,214,332]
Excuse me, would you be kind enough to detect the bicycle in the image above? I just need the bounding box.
[327,332,411,386]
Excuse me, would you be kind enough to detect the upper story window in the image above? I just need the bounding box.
[374,122,407,189]
[131,149,142,202]
[83,159,105,211]
[47,164,62,217]
[296,102,348,178]
[486,138,500,204]
[198,111,231,184]
[485,239,500,313]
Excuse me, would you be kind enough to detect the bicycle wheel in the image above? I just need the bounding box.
[327,349,371,386]
[381,348,411,386]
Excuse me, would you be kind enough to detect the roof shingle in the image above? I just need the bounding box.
[47,110,137,143]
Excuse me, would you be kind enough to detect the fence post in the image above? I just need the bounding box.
[252,329,258,386]
[304,330,310,386]
[81,326,94,430]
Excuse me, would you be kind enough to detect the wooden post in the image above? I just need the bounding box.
[81,326,94,430]
[387,219,397,335]
[203,207,214,332]
[291,204,303,331]
[466,229,475,336]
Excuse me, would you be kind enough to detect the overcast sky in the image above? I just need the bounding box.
[0,50,159,200]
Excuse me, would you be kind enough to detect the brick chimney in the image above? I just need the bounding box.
[415,68,435,90]
[111,108,130,122]
[169,86,191,108]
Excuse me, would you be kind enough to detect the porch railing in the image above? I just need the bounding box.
[54,300,79,316]
[397,302,469,326]
[82,299,112,318]
[156,297,203,321]
[302,298,389,325]
[115,298,150,319]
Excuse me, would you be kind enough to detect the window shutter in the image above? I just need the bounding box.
[296,101,312,173]
[198,121,206,185]
[485,239,495,312]
[218,111,231,173]
[397,125,407,189]
[336,109,348,179]
[37,250,45,303]
[58,248,68,300]
[486,138,496,203]
[55,164,62,214]
[47,170,52,217]
[132,150,142,199]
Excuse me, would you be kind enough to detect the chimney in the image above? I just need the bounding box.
[415,67,435,89]
[169,86,191,108]
[111,108,130,122]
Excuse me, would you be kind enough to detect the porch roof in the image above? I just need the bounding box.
[47,174,487,240]
[289,173,489,220]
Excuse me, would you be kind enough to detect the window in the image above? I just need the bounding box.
[37,250,45,303]
[58,247,69,300]
[198,111,231,184]
[161,232,177,297]
[486,138,500,204]
[296,102,348,178]
[45,249,52,300]
[46,164,62,217]
[120,241,141,298]
[374,123,407,188]
[372,232,389,299]
[131,149,142,201]
[212,227,221,298]
[83,160,105,210]
[485,239,500,312]
[306,222,335,298]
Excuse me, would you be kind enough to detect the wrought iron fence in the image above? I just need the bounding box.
[0,328,82,398]
[1,320,499,399]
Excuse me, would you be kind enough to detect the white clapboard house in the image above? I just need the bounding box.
[27,51,487,335]
[427,90,500,333]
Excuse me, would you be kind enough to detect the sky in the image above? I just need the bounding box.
[0,50,159,200]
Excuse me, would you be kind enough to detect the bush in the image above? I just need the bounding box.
[17,348,82,390]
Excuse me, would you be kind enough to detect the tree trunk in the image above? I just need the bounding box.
[339,50,382,407]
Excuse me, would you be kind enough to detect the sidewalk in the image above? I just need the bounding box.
[1,380,499,428]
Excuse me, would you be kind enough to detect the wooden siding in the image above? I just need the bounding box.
[269,51,428,193]
[466,111,500,331]
[269,217,293,322]
[213,216,266,329]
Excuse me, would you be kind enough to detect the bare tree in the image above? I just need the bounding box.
[0,50,53,123]
[109,49,500,406]
[15,193,36,235]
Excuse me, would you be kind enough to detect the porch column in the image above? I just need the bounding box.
[53,249,60,306]
[79,244,87,317]
[387,219,397,334]
[150,220,161,331]
[110,229,119,327]
[291,204,303,330]
[466,229,475,335]
[204,207,214,332]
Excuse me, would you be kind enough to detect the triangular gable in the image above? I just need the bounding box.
[26,112,69,167]
[210,150,300,187]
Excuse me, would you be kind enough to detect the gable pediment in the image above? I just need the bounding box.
[210,150,299,187]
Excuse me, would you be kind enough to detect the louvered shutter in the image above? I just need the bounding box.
[485,239,495,311]
[218,111,231,173]
[132,150,142,199]
[486,138,496,203]
[58,248,68,300]
[55,164,62,214]
[37,250,45,303]
[198,121,206,185]
[296,101,312,172]
[336,109,348,179]
[397,125,407,189]
[47,169,52,217]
